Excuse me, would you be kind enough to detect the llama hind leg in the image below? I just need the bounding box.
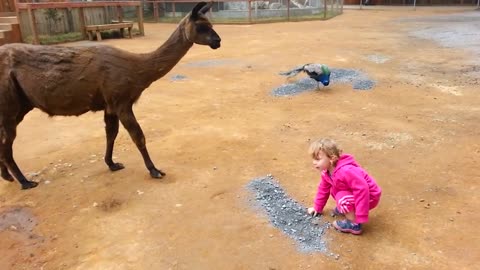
[0,124,38,189]
[1,163,14,181]
[104,112,125,171]
[118,108,166,178]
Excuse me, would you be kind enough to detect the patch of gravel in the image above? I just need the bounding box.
[0,207,37,232]
[246,175,332,253]
[366,54,391,64]
[273,68,375,96]
[170,74,188,81]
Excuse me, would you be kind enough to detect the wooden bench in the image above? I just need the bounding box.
[85,22,133,41]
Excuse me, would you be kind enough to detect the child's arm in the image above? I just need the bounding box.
[344,167,370,223]
[312,174,332,213]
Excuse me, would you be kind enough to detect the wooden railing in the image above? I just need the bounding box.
[15,1,144,44]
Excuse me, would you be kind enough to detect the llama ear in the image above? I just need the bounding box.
[191,2,207,20]
[199,1,213,14]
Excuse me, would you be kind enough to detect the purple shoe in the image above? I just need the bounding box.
[333,219,362,235]
[332,207,345,217]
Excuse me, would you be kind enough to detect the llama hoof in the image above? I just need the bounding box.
[150,168,166,179]
[109,163,125,171]
[1,173,14,182]
[21,181,39,190]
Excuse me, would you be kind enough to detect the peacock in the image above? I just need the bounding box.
[279,63,331,89]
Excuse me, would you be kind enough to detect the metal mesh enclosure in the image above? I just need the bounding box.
[144,0,344,23]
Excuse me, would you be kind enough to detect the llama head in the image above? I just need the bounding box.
[184,2,221,49]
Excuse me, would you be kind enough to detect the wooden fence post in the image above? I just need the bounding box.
[324,0,327,19]
[153,2,159,22]
[78,7,86,39]
[117,5,123,22]
[27,5,39,44]
[136,3,144,36]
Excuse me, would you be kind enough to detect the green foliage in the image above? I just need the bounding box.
[25,32,83,45]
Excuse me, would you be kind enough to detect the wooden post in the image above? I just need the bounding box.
[153,2,159,22]
[95,30,102,41]
[324,0,327,19]
[248,0,251,23]
[136,4,144,36]
[27,5,39,44]
[172,2,176,18]
[287,0,290,21]
[78,7,87,40]
[117,5,123,22]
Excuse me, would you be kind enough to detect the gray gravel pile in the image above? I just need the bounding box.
[273,67,375,96]
[170,74,188,81]
[247,175,331,253]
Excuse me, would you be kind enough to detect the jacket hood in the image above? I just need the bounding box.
[333,154,359,173]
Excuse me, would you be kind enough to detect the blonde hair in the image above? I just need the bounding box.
[308,138,343,160]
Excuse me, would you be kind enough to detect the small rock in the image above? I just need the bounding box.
[9,225,17,231]
[44,180,51,185]
[137,190,144,195]
[213,167,217,170]
[449,218,454,222]
[175,204,182,207]
[419,199,425,202]
[93,202,98,207]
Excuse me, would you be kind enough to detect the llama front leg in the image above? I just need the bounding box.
[0,125,38,189]
[1,163,14,182]
[118,108,166,178]
[104,112,125,171]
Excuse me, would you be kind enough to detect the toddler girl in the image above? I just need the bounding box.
[307,138,382,235]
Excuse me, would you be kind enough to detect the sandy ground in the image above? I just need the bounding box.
[1,7,479,270]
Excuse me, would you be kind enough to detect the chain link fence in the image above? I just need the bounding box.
[144,0,344,23]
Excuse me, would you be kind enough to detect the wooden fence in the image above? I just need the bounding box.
[0,0,16,12]
[16,1,144,44]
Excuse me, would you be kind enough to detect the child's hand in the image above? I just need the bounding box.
[307,207,320,217]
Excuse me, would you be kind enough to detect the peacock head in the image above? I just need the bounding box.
[319,65,331,86]
[184,2,221,49]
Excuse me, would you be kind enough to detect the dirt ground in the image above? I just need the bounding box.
[1,7,479,270]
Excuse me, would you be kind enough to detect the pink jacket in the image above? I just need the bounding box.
[313,154,382,223]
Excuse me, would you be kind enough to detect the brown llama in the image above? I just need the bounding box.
[0,2,221,190]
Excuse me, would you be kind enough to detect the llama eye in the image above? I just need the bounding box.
[196,25,210,33]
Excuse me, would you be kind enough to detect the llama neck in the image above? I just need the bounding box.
[139,23,193,85]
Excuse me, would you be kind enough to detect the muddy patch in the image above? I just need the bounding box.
[273,68,376,96]
[0,207,37,232]
[247,176,331,253]
[97,198,124,212]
